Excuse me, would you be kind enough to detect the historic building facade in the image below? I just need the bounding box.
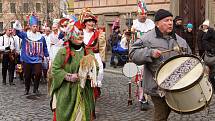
[0,0,61,31]
[74,0,170,38]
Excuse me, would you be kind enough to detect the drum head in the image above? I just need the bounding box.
[122,62,138,78]
[156,55,204,91]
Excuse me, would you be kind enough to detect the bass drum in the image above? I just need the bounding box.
[155,54,213,114]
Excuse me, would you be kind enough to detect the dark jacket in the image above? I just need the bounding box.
[184,30,195,53]
[174,24,185,39]
[108,31,121,47]
[197,30,206,56]
[202,28,215,54]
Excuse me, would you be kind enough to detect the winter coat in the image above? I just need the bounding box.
[129,27,191,96]
[184,31,195,53]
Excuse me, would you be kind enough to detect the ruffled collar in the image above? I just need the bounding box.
[27,31,43,41]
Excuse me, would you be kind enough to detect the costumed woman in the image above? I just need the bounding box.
[50,17,97,121]
[80,8,104,98]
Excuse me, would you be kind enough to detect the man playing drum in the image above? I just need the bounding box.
[130,9,191,121]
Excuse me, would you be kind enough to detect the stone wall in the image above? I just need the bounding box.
[0,0,61,30]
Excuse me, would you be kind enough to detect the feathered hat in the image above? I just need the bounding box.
[58,15,84,41]
[79,8,97,24]
[137,0,148,15]
[59,15,85,68]
[29,12,39,26]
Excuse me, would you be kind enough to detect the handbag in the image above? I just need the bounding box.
[203,51,215,66]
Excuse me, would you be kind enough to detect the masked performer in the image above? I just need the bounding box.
[50,17,97,121]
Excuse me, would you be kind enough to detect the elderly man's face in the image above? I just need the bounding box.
[138,13,147,23]
[45,27,51,35]
[156,16,173,35]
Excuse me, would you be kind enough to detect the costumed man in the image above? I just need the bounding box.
[80,8,104,96]
[130,9,191,121]
[0,27,16,85]
[132,0,155,39]
[50,17,96,121]
[13,13,49,95]
[131,0,155,110]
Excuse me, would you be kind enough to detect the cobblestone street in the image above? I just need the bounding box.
[1,64,215,121]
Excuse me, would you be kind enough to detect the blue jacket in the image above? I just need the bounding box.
[16,30,49,63]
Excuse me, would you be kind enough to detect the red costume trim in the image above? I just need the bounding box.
[85,30,100,55]
[61,41,75,68]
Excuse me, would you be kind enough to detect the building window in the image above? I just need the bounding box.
[0,3,2,13]
[38,21,41,27]
[10,3,16,13]
[48,3,54,12]
[36,3,41,13]
[23,3,29,13]
[0,22,3,32]
[10,21,15,29]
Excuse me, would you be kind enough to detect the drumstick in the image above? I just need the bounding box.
[161,49,173,54]
[161,46,180,54]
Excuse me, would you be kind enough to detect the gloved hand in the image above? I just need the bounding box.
[5,46,10,50]
[64,73,79,82]
[13,20,23,30]
[97,81,102,87]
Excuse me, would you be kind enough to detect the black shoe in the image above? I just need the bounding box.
[24,90,29,95]
[140,101,150,111]
[110,62,116,66]
[33,90,41,95]
[2,82,6,85]
[9,82,15,85]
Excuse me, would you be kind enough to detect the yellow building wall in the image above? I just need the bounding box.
[67,0,74,14]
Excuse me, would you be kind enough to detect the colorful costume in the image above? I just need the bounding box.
[80,8,104,88]
[50,17,95,121]
[131,0,155,110]
[13,14,49,94]
[132,0,155,39]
